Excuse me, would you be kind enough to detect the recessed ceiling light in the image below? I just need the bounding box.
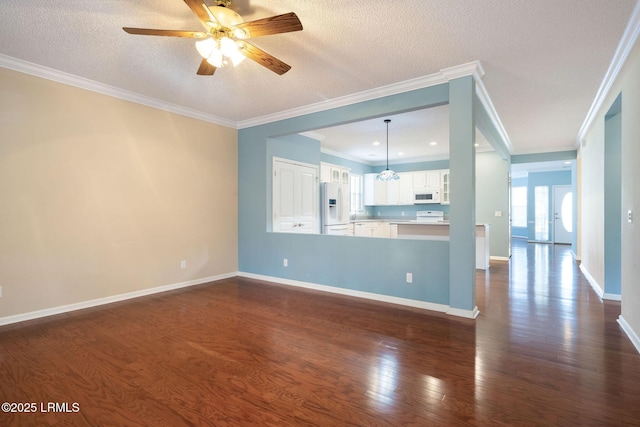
[430,141,437,146]
[373,141,380,146]
[564,161,571,165]
[398,152,404,156]
[474,143,480,147]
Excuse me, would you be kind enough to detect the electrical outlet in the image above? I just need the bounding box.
[406,273,413,283]
[495,211,503,217]
[283,258,288,267]
[180,260,186,269]
[628,210,633,223]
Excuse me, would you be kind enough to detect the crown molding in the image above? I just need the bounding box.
[0,54,236,129]
[576,0,640,145]
[321,147,374,164]
[474,73,513,155]
[238,61,486,129]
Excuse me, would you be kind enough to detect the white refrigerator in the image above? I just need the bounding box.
[321,182,350,235]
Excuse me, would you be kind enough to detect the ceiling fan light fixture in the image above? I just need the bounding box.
[206,48,224,68]
[195,38,216,58]
[229,48,246,66]
[219,36,238,57]
[208,6,244,28]
[376,119,400,181]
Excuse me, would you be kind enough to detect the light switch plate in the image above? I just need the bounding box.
[495,211,503,217]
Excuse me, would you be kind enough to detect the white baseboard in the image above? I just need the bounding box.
[603,292,622,301]
[618,315,640,354]
[578,264,621,301]
[0,272,237,327]
[238,272,479,319]
[579,264,604,298]
[447,305,480,319]
[490,256,510,262]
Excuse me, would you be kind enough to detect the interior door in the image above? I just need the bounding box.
[273,158,318,233]
[553,185,572,244]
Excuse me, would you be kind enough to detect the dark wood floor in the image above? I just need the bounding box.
[1,240,639,426]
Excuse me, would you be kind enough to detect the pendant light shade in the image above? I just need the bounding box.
[376,119,399,181]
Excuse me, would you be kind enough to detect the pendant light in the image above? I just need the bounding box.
[376,119,400,181]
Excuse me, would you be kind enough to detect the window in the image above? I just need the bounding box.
[511,187,527,227]
[534,186,549,241]
[350,174,364,215]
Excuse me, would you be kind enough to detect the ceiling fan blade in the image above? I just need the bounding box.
[123,28,207,38]
[238,41,291,75]
[233,12,302,38]
[183,0,214,28]
[197,58,216,75]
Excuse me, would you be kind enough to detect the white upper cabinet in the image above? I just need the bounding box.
[364,173,387,205]
[321,162,350,185]
[365,169,449,206]
[441,170,450,205]
[413,170,441,190]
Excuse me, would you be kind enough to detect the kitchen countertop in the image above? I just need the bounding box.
[351,219,488,226]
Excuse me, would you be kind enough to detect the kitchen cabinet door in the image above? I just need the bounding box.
[398,172,414,205]
[364,173,387,205]
[441,170,450,205]
[413,171,427,190]
[354,222,370,236]
[372,222,391,238]
[426,171,441,189]
[386,179,400,205]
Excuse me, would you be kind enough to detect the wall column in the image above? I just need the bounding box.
[448,76,477,316]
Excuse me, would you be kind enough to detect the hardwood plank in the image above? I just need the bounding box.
[1,240,640,426]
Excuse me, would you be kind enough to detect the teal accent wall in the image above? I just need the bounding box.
[448,76,476,311]
[239,84,456,308]
[604,98,622,296]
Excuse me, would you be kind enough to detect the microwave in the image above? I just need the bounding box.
[414,189,441,204]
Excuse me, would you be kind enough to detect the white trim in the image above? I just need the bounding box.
[321,147,373,165]
[238,272,479,319]
[0,54,236,128]
[576,0,640,146]
[618,315,640,354]
[447,306,480,319]
[1,54,498,141]
[578,262,622,301]
[474,73,513,155]
[603,292,622,301]
[0,272,236,327]
[237,61,485,129]
[490,256,510,262]
[580,263,604,298]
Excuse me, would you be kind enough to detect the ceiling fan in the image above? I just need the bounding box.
[123,0,303,76]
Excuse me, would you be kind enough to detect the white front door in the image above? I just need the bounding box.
[553,185,572,244]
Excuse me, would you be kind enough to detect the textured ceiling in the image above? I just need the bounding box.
[0,0,637,158]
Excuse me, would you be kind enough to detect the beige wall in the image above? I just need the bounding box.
[0,68,238,319]
[580,39,640,343]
